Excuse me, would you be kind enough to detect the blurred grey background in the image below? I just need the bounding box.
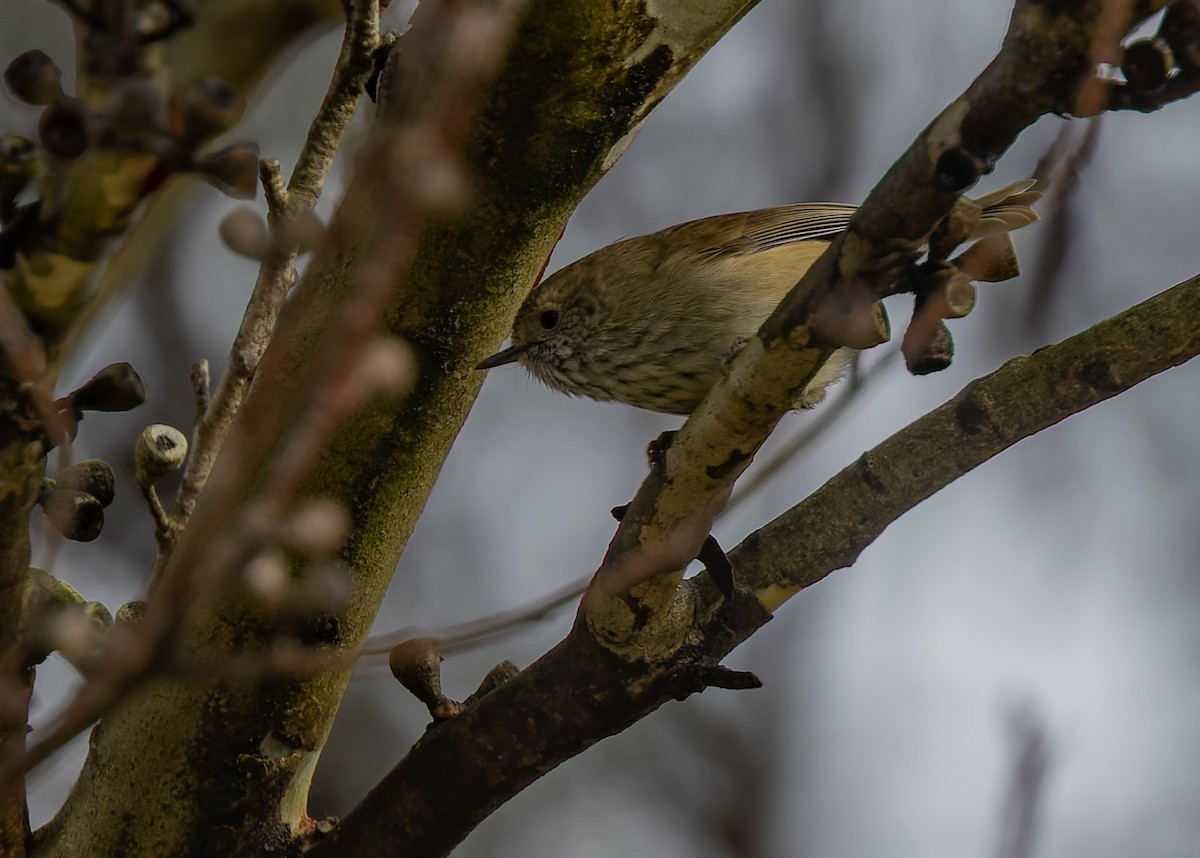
[5,2,1200,856]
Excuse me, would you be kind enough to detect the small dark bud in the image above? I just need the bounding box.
[1121,40,1171,91]
[194,142,260,199]
[39,486,105,541]
[53,459,116,507]
[471,661,519,700]
[4,50,63,105]
[218,206,270,260]
[390,637,460,719]
[38,98,90,160]
[903,319,955,375]
[116,600,148,623]
[67,362,147,412]
[933,148,980,193]
[107,78,167,141]
[456,662,518,710]
[134,424,188,488]
[177,76,244,144]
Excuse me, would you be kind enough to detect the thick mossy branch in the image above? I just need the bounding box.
[316,271,1200,858]
[31,3,761,856]
[0,432,42,858]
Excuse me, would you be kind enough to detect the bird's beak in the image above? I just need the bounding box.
[476,342,531,370]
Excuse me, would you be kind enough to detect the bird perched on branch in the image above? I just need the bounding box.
[477,182,1040,415]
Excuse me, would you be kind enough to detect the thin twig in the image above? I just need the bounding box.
[141,485,173,543]
[1025,119,1102,330]
[162,0,383,578]
[994,702,1052,858]
[359,575,589,664]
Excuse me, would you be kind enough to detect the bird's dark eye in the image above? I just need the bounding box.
[539,309,560,330]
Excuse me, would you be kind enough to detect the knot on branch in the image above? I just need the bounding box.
[390,637,519,724]
[934,148,983,193]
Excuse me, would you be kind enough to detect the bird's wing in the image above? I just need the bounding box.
[691,203,859,258]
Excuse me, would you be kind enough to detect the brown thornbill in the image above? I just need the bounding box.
[477,182,1039,415]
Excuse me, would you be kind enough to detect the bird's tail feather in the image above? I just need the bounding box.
[971,178,1042,240]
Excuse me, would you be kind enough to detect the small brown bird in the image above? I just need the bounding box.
[478,182,1040,415]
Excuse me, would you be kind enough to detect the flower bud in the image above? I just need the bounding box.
[177,76,244,145]
[390,637,459,719]
[903,319,954,376]
[39,486,105,541]
[116,600,147,623]
[462,660,520,707]
[193,142,260,199]
[66,362,147,413]
[38,97,90,160]
[218,206,270,260]
[134,424,188,488]
[47,605,108,665]
[943,276,977,319]
[4,50,63,105]
[52,458,116,507]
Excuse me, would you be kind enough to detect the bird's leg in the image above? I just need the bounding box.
[610,430,735,600]
[697,533,734,600]
[609,502,735,600]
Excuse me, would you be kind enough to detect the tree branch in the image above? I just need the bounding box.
[719,272,1200,615]
[315,270,1200,858]
[28,1,767,854]
[581,0,1169,655]
[165,0,382,564]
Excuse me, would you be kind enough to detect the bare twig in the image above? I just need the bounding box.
[140,485,172,540]
[361,575,587,666]
[1025,119,1102,330]
[994,703,1052,858]
[164,0,383,576]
